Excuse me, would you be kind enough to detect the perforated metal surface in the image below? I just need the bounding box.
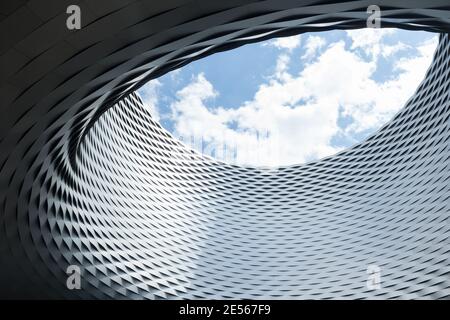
[0,0,449,299]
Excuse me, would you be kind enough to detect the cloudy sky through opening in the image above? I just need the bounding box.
[138,29,438,167]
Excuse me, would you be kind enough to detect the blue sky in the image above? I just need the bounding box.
[138,29,438,167]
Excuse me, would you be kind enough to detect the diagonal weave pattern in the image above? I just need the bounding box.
[0,0,449,299]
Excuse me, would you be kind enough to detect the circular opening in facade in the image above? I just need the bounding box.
[138,29,437,167]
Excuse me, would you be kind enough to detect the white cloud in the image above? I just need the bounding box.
[274,54,292,81]
[138,80,161,121]
[139,30,438,167]
[267,35,301,51]
[302,35,326,60]
[169,71,341,166]
[170,73,222,140]
[381,42,410,58]
[343,35,438,133]
[346,28,395,59]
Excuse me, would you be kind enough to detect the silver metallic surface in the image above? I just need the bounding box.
[0,1,449,299]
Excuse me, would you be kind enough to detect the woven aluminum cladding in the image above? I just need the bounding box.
[0,0,449,299]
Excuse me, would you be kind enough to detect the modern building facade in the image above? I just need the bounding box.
[0,1,449,299]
